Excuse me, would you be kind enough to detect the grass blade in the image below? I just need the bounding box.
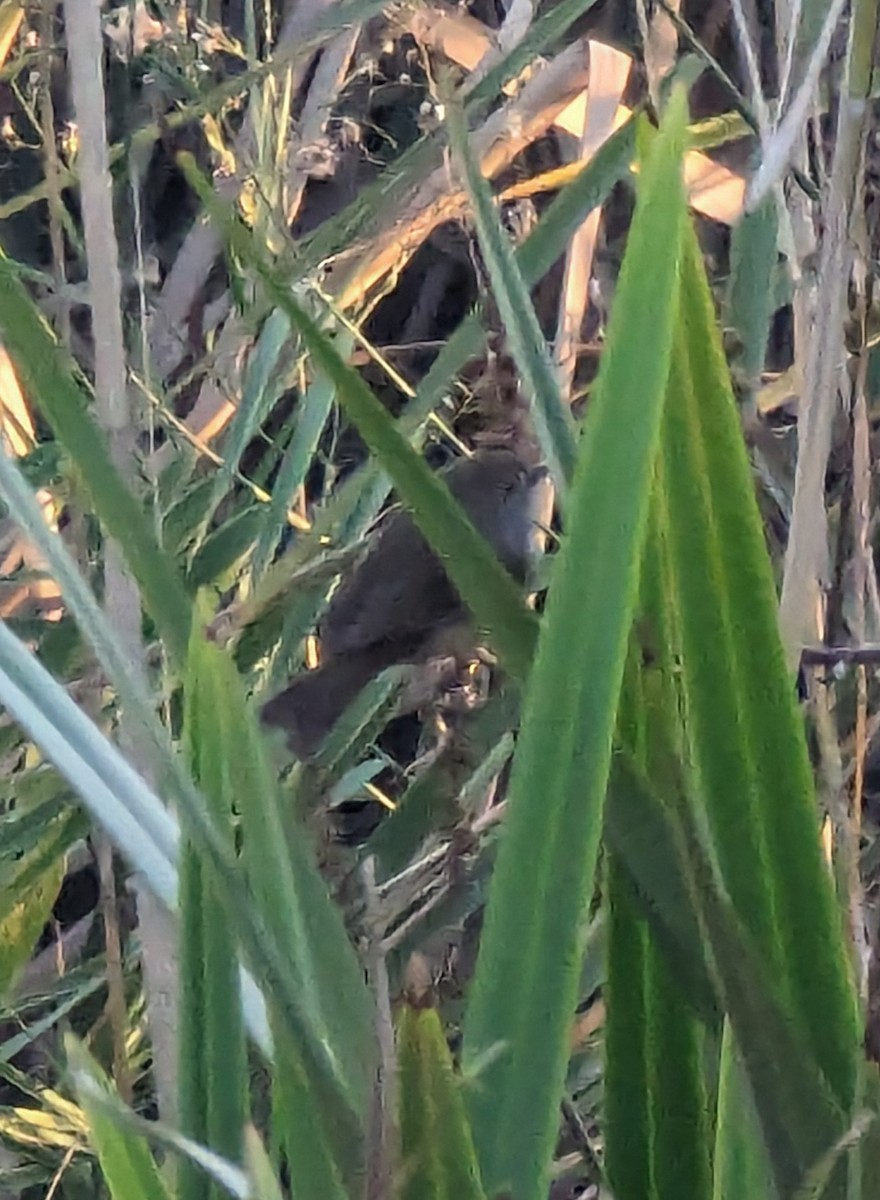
[398,986,487,1200]
[661,225,860,1108]
[447,97,578,492]
[459,92,689,1200]
[178,613,249,1198]
[604,853,654,1200]
[725,195,778,396]
[251,361,340,580]
[0,255,192,666]
[67,1037,174,1200]
[185,599,376,1190]
[612,753,844,1196]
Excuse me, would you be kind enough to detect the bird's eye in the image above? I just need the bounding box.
[500,470,527,496]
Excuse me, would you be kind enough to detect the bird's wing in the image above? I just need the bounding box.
[320,511,463,658]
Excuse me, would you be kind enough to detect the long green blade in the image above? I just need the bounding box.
[0,255,192,666]
[661,226,860,1107]
[447,98,577,492]
[398,996,487,1200]
[459,93,689,1200]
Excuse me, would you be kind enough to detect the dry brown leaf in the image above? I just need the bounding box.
[555,41,631,393]
[408,4,747,226]
[0,0,23,69]
[104,1,165,60]
[0,343,62,618]
[570,998,605,1049]
[333,38,593,311]
[408,6,495,72]
[0,341,35,456]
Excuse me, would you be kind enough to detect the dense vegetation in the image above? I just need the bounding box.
[0,2,878,1199]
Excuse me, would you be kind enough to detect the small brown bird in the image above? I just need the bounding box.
[261,449,552,759]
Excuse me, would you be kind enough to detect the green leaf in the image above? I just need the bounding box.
[611,754,843,1198]
[0,621,180,897]
[312,666,411,773]
[726,196,778,395]
[661,225,860,1110]
[271,1038,349,1200]
[0,845,64,1002]
[0,253,192,666]
[398,996,487,1200]
[251,360,340,581]
[203,308,296,530]
[185,597,377,1192]
[66,1036,173,1200]
[606,627,711,1200]
[188,505,264,590]
[179,602,249,1199]
[243,1125,287,1200]
[713,1028,776,1200]
[447,96,577,493]
[643,935,712,1200]
[603,761,717,1023]
[0,614,380,1128]
[460,90,689,1200]
[604,852,654,1200]
[164,476,217,560]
